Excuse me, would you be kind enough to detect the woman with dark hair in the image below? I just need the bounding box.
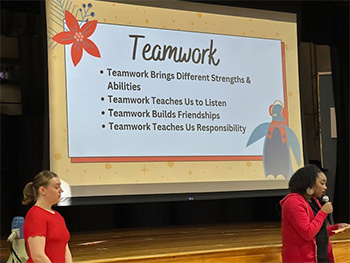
[22,170,73,263]
[280,165,349,263]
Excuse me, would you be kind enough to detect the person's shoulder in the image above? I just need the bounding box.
[26,206,51,218]
[282,193,306,207]
[24,206,48,225]
[26,205,41,216]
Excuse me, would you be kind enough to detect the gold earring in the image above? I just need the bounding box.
[306,187,314,195]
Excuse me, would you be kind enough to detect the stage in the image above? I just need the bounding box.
[1,222,349,262]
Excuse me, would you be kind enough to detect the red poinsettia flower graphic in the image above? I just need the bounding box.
[52,10,101,66]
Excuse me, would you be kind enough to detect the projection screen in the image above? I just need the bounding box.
[45,0,303,202]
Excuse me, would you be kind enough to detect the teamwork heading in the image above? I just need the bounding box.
[129,35,220,66]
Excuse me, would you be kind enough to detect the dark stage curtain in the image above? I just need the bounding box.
[330,6,349,223]
[0,1,49,236]
[302,1,349,222]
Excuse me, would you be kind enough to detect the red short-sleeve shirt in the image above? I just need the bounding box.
[24,206,70,263]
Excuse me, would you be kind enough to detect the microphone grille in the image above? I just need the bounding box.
[322,195,329,202]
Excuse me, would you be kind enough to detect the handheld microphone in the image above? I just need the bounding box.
[321,195,334,225]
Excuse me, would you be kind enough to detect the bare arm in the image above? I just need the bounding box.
[65,244,73,263]
[27,236,52,263]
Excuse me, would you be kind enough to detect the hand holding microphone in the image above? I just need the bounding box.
[322,196,350,232]
[321,195,334,225]
[320,199,333,214]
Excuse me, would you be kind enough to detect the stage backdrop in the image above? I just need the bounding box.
[45,0,303,200]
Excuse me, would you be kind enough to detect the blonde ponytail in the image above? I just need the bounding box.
[22,182,36,205]
[22,170,58,205]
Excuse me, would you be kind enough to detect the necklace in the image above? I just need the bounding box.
[36,205,55,214]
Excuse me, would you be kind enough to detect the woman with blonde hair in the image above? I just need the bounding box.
[22,170,73,263]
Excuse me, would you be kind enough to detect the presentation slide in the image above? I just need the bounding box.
[45,0,303,200]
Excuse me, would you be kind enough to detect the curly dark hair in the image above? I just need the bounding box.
[289,164,322,194]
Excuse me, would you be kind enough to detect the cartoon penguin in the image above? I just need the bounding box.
[246,100,301,180]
